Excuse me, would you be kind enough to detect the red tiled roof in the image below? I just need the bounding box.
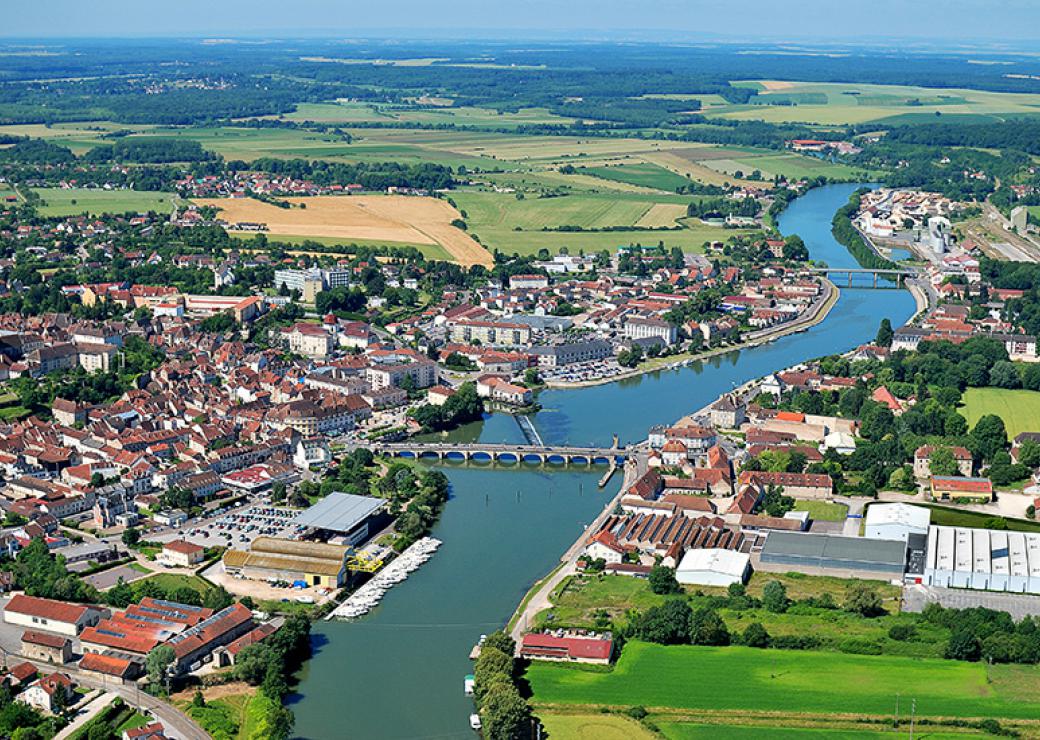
[5,594,94,624]
[521,633,613,661]
[21,630,69,649]
[79,652,137,677]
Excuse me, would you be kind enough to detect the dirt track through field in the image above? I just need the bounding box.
[195,195,493,267]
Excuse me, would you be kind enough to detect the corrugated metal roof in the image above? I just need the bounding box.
[292,492,385,533]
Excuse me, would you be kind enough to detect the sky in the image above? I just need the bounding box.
[2,0,1037,43]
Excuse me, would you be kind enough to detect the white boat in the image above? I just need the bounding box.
[464,675,475,696]
[469,714,482,730]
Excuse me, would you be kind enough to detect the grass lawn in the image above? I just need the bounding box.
[136,573,213,595]
[184,694,249,740]
[792,500,849,522]
[656,723,966,739]
[527,641,1040,720]
[539,712,656,740]
[580,163,693,192]
[959,387,1040,439]
[920,503,1040,533]
[31,187,181,217]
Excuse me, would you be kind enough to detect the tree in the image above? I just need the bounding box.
[928,447,960,477]
[146,645,176,690]
[762,580,788,614]
[946,629,981,661]
[989,361,1021,389]
[480,682,529,740]
[649,564,681,595]
[632,598,693,645]
[971,414,1008,463]
[121,526,141,547]
[742,622,771,648]
[473,647,513,701]
[689,607,730,646]
[271,481,287,504]
[482,631,515,657]
[875,318,894,348]
[844,583,885,617]
[1019,439,1040,469]
[234,643,275,685]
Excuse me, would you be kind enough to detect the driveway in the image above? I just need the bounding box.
[903,584,1040,620]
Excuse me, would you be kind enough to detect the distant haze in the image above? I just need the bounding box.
[2,0,1038,43]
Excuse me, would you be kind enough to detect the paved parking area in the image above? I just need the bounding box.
[154,503,304,552]
[82,563,149,591]
[903,584,1040,619]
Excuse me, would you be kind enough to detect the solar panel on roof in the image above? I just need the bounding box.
[96,628,127,638]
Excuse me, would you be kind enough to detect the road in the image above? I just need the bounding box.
[507,455,644,648]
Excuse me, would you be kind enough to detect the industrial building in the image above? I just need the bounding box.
[922,525,1040,594]
[292,492,387,546]
[223,537,350,588]
[676,548,750,587]
[865,503,931,543]
[759,531,907,578]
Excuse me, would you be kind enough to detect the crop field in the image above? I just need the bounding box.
[708,81,1040,126]
[698,152,872,181]
[451,190,747,255]
[580,162,694,192]
[959,387,1040,439]
[195,195,491,266]
[282,101,577,128]
[538,712,656,740]
[528,642,1040,720]
[32,187,181,217]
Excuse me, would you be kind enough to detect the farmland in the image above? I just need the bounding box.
[527,641,1040,721]
[193,195,493,267]
[706,80,1040,126]
[959,387,1040,439]
[451,190,750,256]
[31,187,181,217]
[580,162,695,192]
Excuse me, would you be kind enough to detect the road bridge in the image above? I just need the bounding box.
[809,266,917,288]
[370,440,632,466]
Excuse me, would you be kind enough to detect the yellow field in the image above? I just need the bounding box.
[194,195,493,267]
[635,203,687,227]
[642,150,770,189]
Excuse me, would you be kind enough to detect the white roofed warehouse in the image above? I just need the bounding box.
[923,525,1040,594]
[865,503,931,543]
[676,548,750,587]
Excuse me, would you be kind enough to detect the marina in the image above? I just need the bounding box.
[325,537,442,621]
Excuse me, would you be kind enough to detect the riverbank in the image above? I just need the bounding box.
[545,278,839,390]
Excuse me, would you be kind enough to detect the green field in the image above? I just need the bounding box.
[539,712,656,740]
[657,723,960,739]
[960,387,1040,438]
[528,642,1040,720]
[32,187,180,217]
[452,189,749,255]
[791,500,849,522]
[709,81,1040,126]
[919,503,1040,533]
[580,163,693,192]
[242,234,453,261]
[282,101,576,128]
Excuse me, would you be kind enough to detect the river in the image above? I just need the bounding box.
[288,183,916,739]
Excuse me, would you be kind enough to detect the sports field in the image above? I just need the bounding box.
[707,80,1040,126]
[194,195,493,266]
[959,387,1040,439]
[32,187,181,217]
[527,642,1040,720]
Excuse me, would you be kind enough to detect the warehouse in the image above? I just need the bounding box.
[865,503,931,543]
[223,537,350,588]
[676,548,750,587]
[923,525,1040,594]
[759,531,907,578]
[292,492,387,546]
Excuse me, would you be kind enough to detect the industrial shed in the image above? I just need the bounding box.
[759,531,907,578]
[865,503,931,543]
[292,492,386,546]
[923,525,1040,594]
[223,537,350,588]
[676,548,750,587]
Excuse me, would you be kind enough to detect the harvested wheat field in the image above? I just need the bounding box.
[635,203,687,228]
[195,195,493,267]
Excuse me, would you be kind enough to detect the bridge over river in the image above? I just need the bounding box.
[370,439,632,465]
[809,266,917,288]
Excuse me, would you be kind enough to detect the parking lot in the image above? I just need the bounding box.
[146,499,303,552]
[542,358,623,383]
[903,584,1040,620]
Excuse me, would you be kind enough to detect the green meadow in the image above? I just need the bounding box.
[528,642,1040,720]
[31,187,181,217]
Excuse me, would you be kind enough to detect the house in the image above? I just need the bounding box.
[738,471,833,499]
[426,386,456,406]
[519,633,613,665]
[20,672,73,714]
[3,594,108,636]
[582,529,627,564]
[930,476,993,503]
[914,445,973,479]
[80,652,140,682]
[123,722,167,740]
[21,630,72,664]
[160,540,206,568]
[710,395,745,429]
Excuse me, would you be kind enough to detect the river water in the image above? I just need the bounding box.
[289,183,916,739]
